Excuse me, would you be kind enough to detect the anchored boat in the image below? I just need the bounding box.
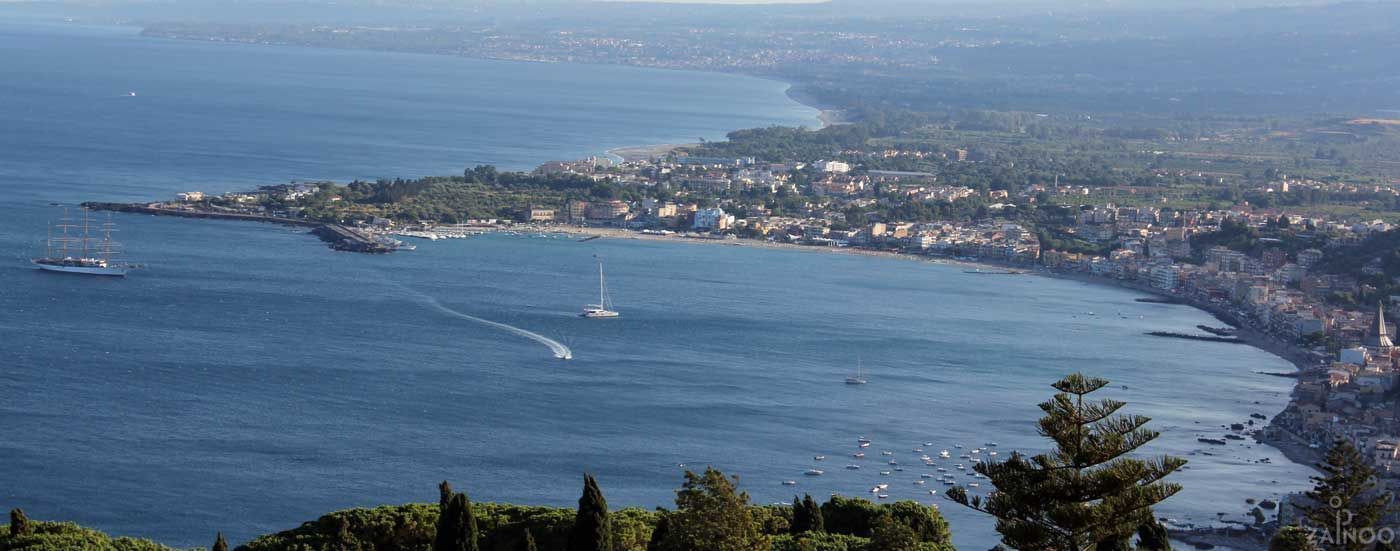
[33,208,131,277]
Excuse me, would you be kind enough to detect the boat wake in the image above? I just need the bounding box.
[399,286,573,360]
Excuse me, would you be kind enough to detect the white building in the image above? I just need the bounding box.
[693,208,734,231]
[1150,265,1180,291]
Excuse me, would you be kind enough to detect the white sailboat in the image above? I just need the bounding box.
[580,256,620,318]
[845,357,868,385]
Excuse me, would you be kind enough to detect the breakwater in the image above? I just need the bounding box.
[1146,331,1245,344]
[84,202,393,253]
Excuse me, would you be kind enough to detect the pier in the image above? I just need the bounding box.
[85,202,394,253]
[313,225,394,253]
[1145,331,1245,344]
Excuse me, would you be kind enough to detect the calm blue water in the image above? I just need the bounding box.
[0,18,1309,551]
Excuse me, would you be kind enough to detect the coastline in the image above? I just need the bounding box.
[530,224,1325,466]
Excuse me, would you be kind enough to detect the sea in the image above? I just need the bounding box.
[0,17,1313,551]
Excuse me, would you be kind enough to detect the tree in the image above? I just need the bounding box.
[1135,521,1171,551]
[790,497,809,535]
[213,532,230,551]
[1294,439,1393,551]
[1270,526,1318,551]
[9,509,30,538]
[647,513,670,551]
[790,494,825,535]
[946,373,1186,551]
[522,528,538,551]
[435,491,479,551]
[869,513,918,551]
[568,474,613,551]
[658,467,768,551]
[802,495,824,534]
[440,480,454,510]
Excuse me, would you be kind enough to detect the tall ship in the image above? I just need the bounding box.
[33,208,131,277]
[580,256,619,318]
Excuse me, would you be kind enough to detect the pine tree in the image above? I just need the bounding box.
[1135,521,1171,551]
[9,509,30,538]
[1295,439,1393,551]
[568,474,613,551]
[435,492,480,551]
[801,495,824,534]
[1270,526,1318,551]
[946,373,1187,551]
[658,468,768,551]
[212,532,229,551]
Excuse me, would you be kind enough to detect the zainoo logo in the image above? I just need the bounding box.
[1303,497,1398,546]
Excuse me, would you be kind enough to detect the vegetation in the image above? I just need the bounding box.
[655,468,768,551]
[1291,440,1395,551]
[946,373,1186,551]
[1270,526,1319,551]
[0,517,180,551]
[567,475,611,551]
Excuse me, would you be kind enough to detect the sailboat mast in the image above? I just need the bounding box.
[82,208,91,259]
[598,258,606,308]
[46,222,53,258]
[103,213,114,262]
[60,208,70,257]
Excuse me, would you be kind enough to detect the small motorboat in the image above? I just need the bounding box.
[845,464,861,470]
[939,450,951,458]
[804,469,824,476]
[814,455,826,461]
[853,452,865,458]
[782,480,797,486]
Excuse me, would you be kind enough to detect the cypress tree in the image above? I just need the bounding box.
[212,532,229,551]
[568,474,613,551]
[946,373,1187,551]
[646,513,669,551]
[435,492,479,551]
[1295,439,1393,551]
[9,509,30,538]
[801,495,824,533]
[790,496,809,534]
[522,528,538,551]
[440,480,454,510]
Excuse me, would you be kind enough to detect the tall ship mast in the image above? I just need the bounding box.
[33,207,131,277]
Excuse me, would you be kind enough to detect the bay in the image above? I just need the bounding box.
[0,17,1310,550]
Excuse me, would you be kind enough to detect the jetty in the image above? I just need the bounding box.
[1145,331,1245,344]
[85,202,395,253]
[313,225,393,253]
[83,202,318,227]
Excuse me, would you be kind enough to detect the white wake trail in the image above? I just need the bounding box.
[401,286,573,360]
